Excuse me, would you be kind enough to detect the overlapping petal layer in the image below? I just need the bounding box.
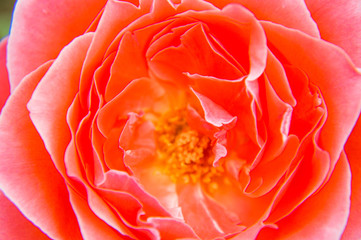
[0,0,360,239]
[0,61,82,239]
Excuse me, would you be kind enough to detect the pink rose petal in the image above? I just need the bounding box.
[0,191,51,240]
[0,61,82,239]
[305,0,361,67]
[7,0,107,90]
[0,38,10,113]
[258,152,350,239]
[343,114,361,239]
[28,33,93,175]
[262,20,361,181]
[206,0,320,37]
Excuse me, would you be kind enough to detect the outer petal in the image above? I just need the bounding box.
[67,186,133,240]
[305,0,361,67]
[205,0,320,37]
[0,38,10,112]
[7,0,107,90]
[262,21,361,175]
[79,0,152,107]
[0,62,82,239]
[257,152,351,239]
[0,191,51,240]
[65,141,160,239]
[343,114,361,239]
[28,33,94,175]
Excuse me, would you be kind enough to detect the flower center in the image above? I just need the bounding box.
[154,110,224,191]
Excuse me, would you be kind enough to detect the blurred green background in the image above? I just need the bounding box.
[0,0,16,39]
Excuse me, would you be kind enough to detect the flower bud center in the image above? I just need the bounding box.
[155,110,224,190]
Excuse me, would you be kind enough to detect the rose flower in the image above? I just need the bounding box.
[0,0,360,239]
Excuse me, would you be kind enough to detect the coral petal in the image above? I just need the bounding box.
[221,4,267,81]
[177,184,224,239]
[7,0,106,90]
[0,62,82,240]
[68,186,133,240]
[262,21,361,177]
[192,89,236,127]
[0,38,10,112]
[0,191,51,240]
[98,78,165,136]
[343,114,361,239]
[305,0,361,67]
[28,33,93,175]
[207,0,320,37]
[258,152,351,239]
[147,217,198,240]
[79,0,151,107]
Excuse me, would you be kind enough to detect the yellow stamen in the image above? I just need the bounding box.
[154,109,224,188]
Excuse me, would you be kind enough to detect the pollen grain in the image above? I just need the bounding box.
[155,110,224,190]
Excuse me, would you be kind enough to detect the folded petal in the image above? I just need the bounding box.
[68,186,134,240]
[149,22,243,83]
[147,217,198,240]
[65,141,160,239]
[221,3,267,81]
[177,184,226,239]
[104,31,149,101]
[206,0,320,37]
[264,50,296,107]
[262,21,361,177]
[97,78,166,137]
[192,89,236,128]
[28,33,93,175]
[79,0,153,107]
[265,139,330,224]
